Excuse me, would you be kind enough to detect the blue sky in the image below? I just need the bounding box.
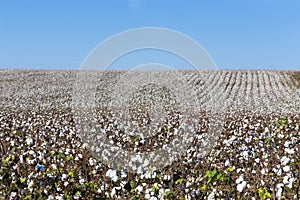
[0,0,299,70]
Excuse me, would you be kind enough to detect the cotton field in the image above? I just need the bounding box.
[0,70,299,199]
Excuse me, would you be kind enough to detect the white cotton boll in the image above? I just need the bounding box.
[272,168,278,173]
[283,166,290,172]
[20,155,24,164]
[88,158,96,166]
[225,160,230,166]
[56,186,62,192]
[158,188,165,199]
[283,176,295,188]
[280,156,290,165]
[131,165,137,171]
[285,148,295,154]
[143,171,151,179]
[61,174,67,180]
[143,159,149,167]
[136,155,143,163]
[79,178,85,184]
[28,180,34,192]
[245,138,251,143]
[106,169,113,177]
[283,176,289,185]
[26,137,34,146]
[55,195,63,200]
[29,150,36,156]
[47,195,54,200]
[82,143,88,149]
[64,181,69,187]
[27,159,35,165]
[131,156,137,162]
[236,175,244,184]
[284,141,291,148]
[111,187,116,197]
[152,172,156,179]
[276,187,283,199]
[136,185,143,193]
[207,191,215,200]
[144,193,151,199]
[278,134,284,139]
[276,183,284,189]
[74,191,82,199]
[10,192,17,198]
[287,181,293,188]
[242,151,249,159]
[51,164,57,170]
[106,169,118,182]
[96,147,101,153]
[121,171,127,178]
[289,177,295,185]
[237,181,247,193]
[163,174,171,180]
[186,181,192,187]
[137,166,143,174]
[277,169,282,176]
[265,127,269,132]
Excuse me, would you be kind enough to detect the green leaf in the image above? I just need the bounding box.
[258,188,271,200]
[20,177,26,183]
[134,136,140,142]
[204,169,217,179]
[204,169,217,184]
[67,155,74,161]
[165,190,171,196]
[265,191,271,198]
[89,183,98,189]
[258,188,264,198]
[58,153,66,158]
[74,191,81,197]
[24,195,32,200]
[277,117,289,128]
[130,180,135,189]
[217,173,226,181]
[201,184,207,191]
[4,156,11,164]
[175,179,184,185]
[227,167,234,172]
[289,162,300,167]
[68,171,75,178]
[152,185,159,193]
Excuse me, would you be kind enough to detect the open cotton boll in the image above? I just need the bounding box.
[237,181,247,193]
[106,169,119,182]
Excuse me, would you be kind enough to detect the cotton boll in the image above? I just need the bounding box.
[237,181,247,193]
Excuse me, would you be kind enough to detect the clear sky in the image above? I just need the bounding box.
[0,0,299,70]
